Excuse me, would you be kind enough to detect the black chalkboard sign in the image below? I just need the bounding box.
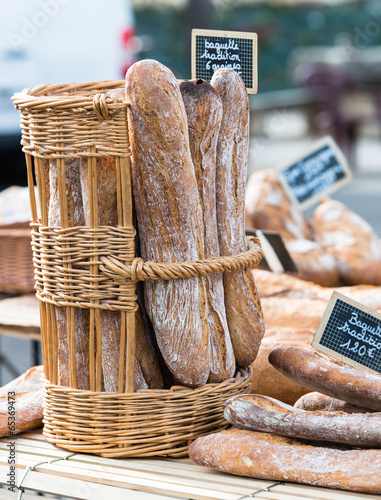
[278,136,352,210]
[245,228,298,273]
[312,291,381,376]
[191,29,258,94]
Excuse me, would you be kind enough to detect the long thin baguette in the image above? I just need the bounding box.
[179,79,235,382]
[126,60,210,387]
[48,158,90,389]
[294,392,375,413]
[269,345,381,411]
[224,393,381,447]
[211,68,264,368]
[189,428,381,494]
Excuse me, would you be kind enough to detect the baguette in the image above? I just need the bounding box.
[294,392,375,413]
[224,393,381,447]
[48,158,90,389]
[269,345,381,411]
[211,68,264,368]
[188,428,381,494]
[179,79,235,382]
[126,60,210,387]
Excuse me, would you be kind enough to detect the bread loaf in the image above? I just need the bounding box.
[250,329,313,404]
[48,158,90,389]
[312,199,381,285]
[294,392,375,413]
[269,345,381,411]
[126,60,210,387]
[261,297,327,330]
[224,393,381,447]
[0,366,44,436]
[211,68,264,368]
[179,78,235,382]
[245,169,311,241]
[188,428,381,494]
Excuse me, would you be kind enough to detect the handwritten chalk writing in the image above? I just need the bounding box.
[348,312,381,338]
[337,321,381,350]
[289,165,345,199]
[204,39,239,51]
[200,38,242,75]
[339,339,375,357]
[206,61,242,73]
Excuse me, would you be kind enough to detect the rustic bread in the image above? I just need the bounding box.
[179,78,235,382]
[211,68,264,368]
[261,297,327,330]
[269,345,381,411]
[250,328,313,404]
[285,238,339,287]
[294,392,375,413]
[126,60,210,387]
[188,428,381,494]
[312,199,381,285]
[224,393,381,447]
[245,169,311,241]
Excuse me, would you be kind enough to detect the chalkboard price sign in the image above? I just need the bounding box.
[312,291,381,376]
[278,136,352,210]
[191,29,258,94]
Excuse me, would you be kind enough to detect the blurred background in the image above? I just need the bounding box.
[0,0,381,382]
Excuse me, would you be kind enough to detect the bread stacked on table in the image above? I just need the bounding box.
[245,168,381,287]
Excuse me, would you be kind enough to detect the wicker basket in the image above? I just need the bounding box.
[0,222,35,295]
[12,81,262,458]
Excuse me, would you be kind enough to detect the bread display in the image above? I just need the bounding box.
[126,60,210,387]
[294,392,375,413]
[269,345,381,411]
[179,78,235,382]
[224,393,381,447]
[312,199,381,285]
[245,169,311,241]
[188,428,381,494]
[211,68,264,368]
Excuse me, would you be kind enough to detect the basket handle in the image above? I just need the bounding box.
[99,236,263,283]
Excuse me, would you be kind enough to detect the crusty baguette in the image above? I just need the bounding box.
[188,428,381,494]
[211,68,264,368]
[269,345,381,411]
[224,393,381,447]
[126,60,210,387]
[179,79,235,382]
[294,392,375,413]
[48,158,90,389]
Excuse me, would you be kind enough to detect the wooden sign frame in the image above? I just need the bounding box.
[191,29,258,94]
[312,291,381,376]
[278,136,353,210]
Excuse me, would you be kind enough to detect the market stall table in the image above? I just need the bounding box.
[0,430,377,499]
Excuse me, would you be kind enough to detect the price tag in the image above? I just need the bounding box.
[312,291,381,376]
[245,228,297,273]
[278,136,352,210]
[191,29,258,94]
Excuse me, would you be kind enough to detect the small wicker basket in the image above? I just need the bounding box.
[0,223,35,295]
[13,81,262,458]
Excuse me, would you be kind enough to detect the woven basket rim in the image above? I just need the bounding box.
[12,79,125,110]
[43,369,251,398]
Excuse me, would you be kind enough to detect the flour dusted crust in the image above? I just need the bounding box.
[224,393,381,447]
[312,199,381,285]
[250,328,313,404]
[179,79,235,382]
[0,366,44,437]
[294,392,375,413]
[188,428,381,494]
[269,345,381,411]
[245,169,311,241]
[126,60,210,387]
[48,158,90,390]
[211,68,264,368]
[285,238,339,287]
[261,297,327,330]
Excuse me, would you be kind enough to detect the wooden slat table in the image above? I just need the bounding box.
[0,430,377,499]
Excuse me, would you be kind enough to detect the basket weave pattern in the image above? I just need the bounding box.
[13,81,261,457]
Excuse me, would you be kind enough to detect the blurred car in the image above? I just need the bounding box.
[0,0,138,150]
